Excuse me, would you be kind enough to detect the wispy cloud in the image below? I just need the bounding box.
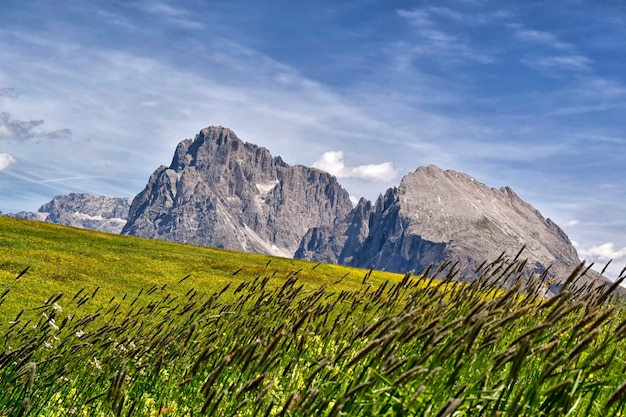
[0,112,71,141]
[1,29,80,56]
[427,6,511,25]
[313,151,398,182]
[569,76,626,99]
[0,88,18,99]
[509,24,572,50]
[396,8,496,64]
[147,2,186,17]
[135,1,203,29]
[0,112,43,140]
[397,9,431,27]
[508,23,592,73]
[516,74,626,122]
[0,153,16,171]
[527,55,592,72]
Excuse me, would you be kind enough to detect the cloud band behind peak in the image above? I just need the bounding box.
[313,151,398,182]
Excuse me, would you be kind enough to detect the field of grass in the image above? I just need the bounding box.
[0,216,403,322]
[3,216,626,416]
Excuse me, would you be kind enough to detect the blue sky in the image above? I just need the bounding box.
[1,0,626,276]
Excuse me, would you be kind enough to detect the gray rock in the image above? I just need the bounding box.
[7,193,131,234]
[122,126,354,256]
[296,164,608,291]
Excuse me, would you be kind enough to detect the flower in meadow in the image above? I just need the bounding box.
[49,319,59,331]
[75,330,85,338]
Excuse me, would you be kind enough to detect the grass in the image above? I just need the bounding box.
[0,216,403,322]
[3,216,626,415]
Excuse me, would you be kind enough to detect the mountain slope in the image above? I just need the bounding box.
[296,164,605,290]
[122,126,353,256]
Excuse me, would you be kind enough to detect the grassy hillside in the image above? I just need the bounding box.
[0,216,403,322]
[3,216,626,416]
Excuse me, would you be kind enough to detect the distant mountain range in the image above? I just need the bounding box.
[7,193,131,234]
[5,125,608,291]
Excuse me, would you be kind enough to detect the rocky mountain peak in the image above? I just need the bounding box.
[170,126,279,173]
[122,127,353,256]
[296,164,603,291]
[6,193,131,234]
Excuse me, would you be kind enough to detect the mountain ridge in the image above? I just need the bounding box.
[296,164,604,292]
[6,193,131,234]
[4,126,609,292]
[121,126,354,256]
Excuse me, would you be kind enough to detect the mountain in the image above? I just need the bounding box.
[121,126,354,256]
[7,193,131,234]
[5,126,605,292]
[296,165,605,291]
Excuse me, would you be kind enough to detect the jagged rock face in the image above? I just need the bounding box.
[7,193,131,234]
[296,165,604,288]
[122,126,353,256]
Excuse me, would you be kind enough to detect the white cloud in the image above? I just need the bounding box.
[399,6,509,27]
[508,24,592,74]
[532,55,592,72]
[139,2,203,29]
[397,9,432,27]
[427,6,512,25]
[564,219,580,227]
[0,153,16,171]
[509,24,572,50]
[571,240,626,279]
[147,2,187,17]
[576,242,626,261]
[313,151,398,182]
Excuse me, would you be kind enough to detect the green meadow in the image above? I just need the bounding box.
[0,216,402,321]
[2,216,626,416]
